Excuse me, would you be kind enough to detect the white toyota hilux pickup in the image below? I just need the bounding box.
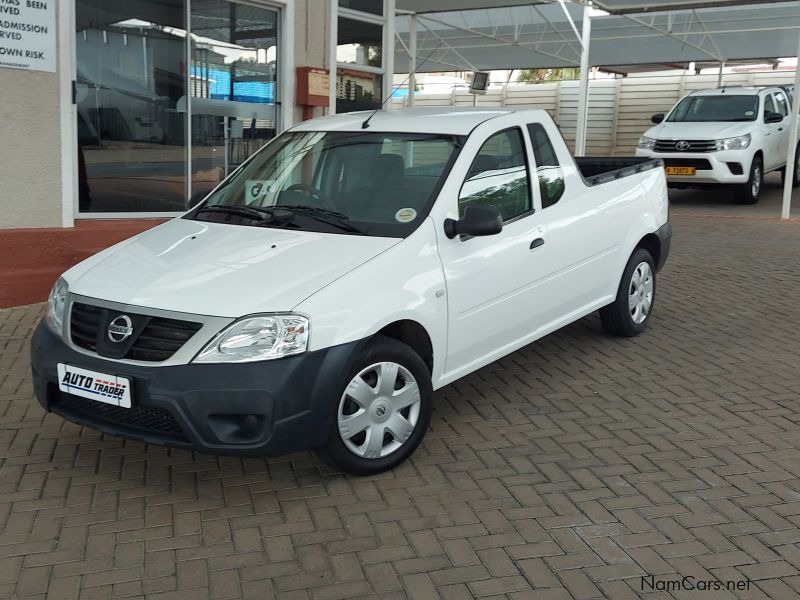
[32,108,671,474]
[636,86,799,204]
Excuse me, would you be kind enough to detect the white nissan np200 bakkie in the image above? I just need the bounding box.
[32,108,671,475]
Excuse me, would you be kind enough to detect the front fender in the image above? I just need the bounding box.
[294,218,447,379]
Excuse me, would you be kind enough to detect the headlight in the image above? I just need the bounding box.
[46,278,68,336]
[638,136,656,150]
[194,314,309,363]
[715,134,751,151]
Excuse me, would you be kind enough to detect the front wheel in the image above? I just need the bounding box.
[600,248,656,337]
[316,336,433,475]
[735,155,763,204]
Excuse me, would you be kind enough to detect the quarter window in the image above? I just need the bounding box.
[527,123,565,208]
[458,129,531,221]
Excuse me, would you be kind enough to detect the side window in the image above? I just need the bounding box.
[763,94,776,117]
[458,128,531,221]
[527,123,565,209]
[774,92,789,117]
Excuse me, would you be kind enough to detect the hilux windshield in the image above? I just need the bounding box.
[667,95,759,122]
[186,131,463,237]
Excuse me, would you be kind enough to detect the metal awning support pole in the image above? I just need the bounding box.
[328,0,337,115]
[575,4,592,156]
[781,29,800,220]
[383,0,396,108]
[717,61,725,86]
[408,14,417,107]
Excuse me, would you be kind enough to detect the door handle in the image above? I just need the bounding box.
[530,238,545,249]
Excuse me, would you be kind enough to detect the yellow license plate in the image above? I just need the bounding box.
[666,166,696,176]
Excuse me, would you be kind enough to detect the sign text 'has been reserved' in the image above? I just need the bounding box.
[0,0,55,73]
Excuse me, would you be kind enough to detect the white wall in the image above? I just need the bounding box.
[394,71,798,156]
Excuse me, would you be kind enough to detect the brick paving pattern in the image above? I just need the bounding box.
[1,212,800,599]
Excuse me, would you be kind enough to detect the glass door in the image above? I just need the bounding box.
[189,0,280,199]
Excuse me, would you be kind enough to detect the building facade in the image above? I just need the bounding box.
[0,0,395,230]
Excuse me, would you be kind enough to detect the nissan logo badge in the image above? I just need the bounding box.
[108,315,134,343]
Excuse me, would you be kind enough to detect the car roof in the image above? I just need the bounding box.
[290,107,548,135]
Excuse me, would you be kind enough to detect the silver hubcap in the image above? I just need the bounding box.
[338,362,421,459]
[752,164,761,197]
[628,262,654,325]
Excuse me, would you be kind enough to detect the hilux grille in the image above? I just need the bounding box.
[70,302,202,362]
[654,140,716,153]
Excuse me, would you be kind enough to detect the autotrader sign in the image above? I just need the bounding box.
[0,0,55,73]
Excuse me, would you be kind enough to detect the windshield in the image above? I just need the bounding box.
[186,130,463,237]
[667,95,759,122]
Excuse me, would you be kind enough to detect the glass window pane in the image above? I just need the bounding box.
[337,17,382,68]
[336,68,382,112]
[76,0,187,213]
[527,123,565,209]
[339,0,383,15]
[190,1,280,198]
[459,129,531,221]
[764,94,776,115]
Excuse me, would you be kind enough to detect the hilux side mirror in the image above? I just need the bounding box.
[764,111,784,124]
[651,113,665,124]
[444,205,503,239]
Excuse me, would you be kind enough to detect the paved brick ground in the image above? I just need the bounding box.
[1,211,800,600]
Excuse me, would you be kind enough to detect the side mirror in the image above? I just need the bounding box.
[765,111,784,124]
[444,205,503,239]
[651,113,665,124]
[188,190,208,209]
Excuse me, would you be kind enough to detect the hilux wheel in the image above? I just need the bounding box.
[317,336,432,475]
[600,248,655,337]
[781,144,800,188]
[735,155,763,204]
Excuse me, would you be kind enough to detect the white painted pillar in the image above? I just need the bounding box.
[328,0,338,115]
[717,61,725,87]
[383,0,396,107]
[575,4,591,156]
[780,32,800,220]
[408,14,417,107]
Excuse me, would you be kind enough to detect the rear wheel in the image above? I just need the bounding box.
[735,155,763,204]
[781,144,800,188]
[316,336,432,475]
[600,248,656,337]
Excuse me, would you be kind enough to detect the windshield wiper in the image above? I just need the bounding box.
[270,204,365,234]
[194,204,275,221]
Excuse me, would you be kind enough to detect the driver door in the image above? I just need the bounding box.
[437,126,553,378]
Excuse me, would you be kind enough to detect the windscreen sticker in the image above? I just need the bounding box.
[245,180,274,204]
[745,110,754,116]
[395,208,418,223]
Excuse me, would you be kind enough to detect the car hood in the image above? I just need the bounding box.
[646,121,754,140]
[65,218,400,317]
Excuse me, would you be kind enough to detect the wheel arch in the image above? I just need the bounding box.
[375,319,434,374]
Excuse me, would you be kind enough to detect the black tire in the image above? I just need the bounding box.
[600,248,656,337]
[315,336,433,476]
[781,144,800,189]
[735,155,763,204]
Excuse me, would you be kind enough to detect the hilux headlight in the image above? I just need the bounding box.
[194,314,309,363]
[715,134,751,151]
[638,136,656,150]
[46,278,68,336]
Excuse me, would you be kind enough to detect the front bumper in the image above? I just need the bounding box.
[30,322,361,456]
[636,148,753,185]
